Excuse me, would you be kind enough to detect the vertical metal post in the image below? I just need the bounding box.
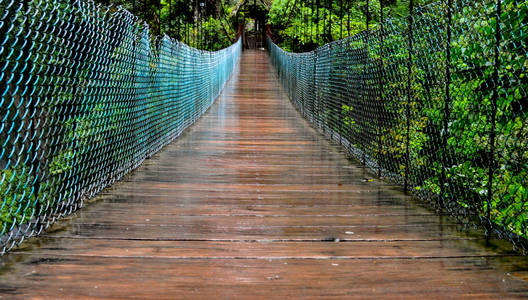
[169,0,172,37]
[328,0,332,42]
[340,0,343,39]
[204,1,207,50]
[311,0,315,43]
[322,0,327,44]
[304,1,308,47]
[361,0,369,166]
[197,0,200,48]
[377,0,385,177]
[347,0,350,36]
[440,0,452,210]
[316,0,319,44]
[23,0,40,226]
[133,13,138,149]
[299,1,306,44]
[404,0,414,194]
[177,1,181,40]
[308,0,311,43]
[320,0,324,44]
[487,0,501,235]
[189,1,193,46]
[70,0,81,194]
[301,57,304,113]
[203,1,206,49]
[313,50,318,128]
[366,0,370,31]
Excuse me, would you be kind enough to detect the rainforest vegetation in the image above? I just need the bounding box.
[269,0,528,242]
[90,0,439,51]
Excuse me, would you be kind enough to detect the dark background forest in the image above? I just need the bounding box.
[93,0,436,51]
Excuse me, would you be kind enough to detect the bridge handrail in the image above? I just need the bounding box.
[0,0,242,254]
[268,0,528,252]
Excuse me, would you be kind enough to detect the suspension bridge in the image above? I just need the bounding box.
[1,0,528,298]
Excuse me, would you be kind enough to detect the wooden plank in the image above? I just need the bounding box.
[43,223,476,242]
[1,256,528,299]
[12,239,520,258]
[63,215,455,226]
[69,203,437,217]
[1,50,528,299]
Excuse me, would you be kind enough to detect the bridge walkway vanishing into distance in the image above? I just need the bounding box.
[1,50,528,299]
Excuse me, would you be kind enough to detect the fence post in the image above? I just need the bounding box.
[338,45,343,146]
[361,0,370,167]
[486,0,501,235]
[440,0,452,210]
[404,0,414,194]
[339,0,343,39]
[301,57,306,116]
[132,19,139,163]
[377,0,384,177]
[329,43,334,141]
[22,0,41,228]
[316,0,320,44]
[313,50,318,128]
[71,0,82,195]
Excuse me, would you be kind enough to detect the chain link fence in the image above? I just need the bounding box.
[0,0,241,255]
[269,0,527,251]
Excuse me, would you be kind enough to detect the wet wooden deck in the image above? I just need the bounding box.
[1,50,528,299]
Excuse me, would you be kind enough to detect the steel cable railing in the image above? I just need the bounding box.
[269,0,528,251]
[0,0,241,254]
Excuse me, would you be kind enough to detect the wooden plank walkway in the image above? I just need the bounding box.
[1,50,528,299]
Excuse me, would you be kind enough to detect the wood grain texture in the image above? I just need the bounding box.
[1,50,528,299]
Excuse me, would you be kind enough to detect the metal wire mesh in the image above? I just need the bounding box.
[0,0,241,254]
[269,0,528,250]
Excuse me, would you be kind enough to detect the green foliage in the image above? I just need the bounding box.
[380,0,528,237]
[0,167,35,234]
[272,0,528,243]
[98,0,236,50]
[269,0,437,52]
[203,17,234,51]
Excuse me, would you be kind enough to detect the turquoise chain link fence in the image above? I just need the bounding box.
[269,0,528,251]
[0,0,241,254]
